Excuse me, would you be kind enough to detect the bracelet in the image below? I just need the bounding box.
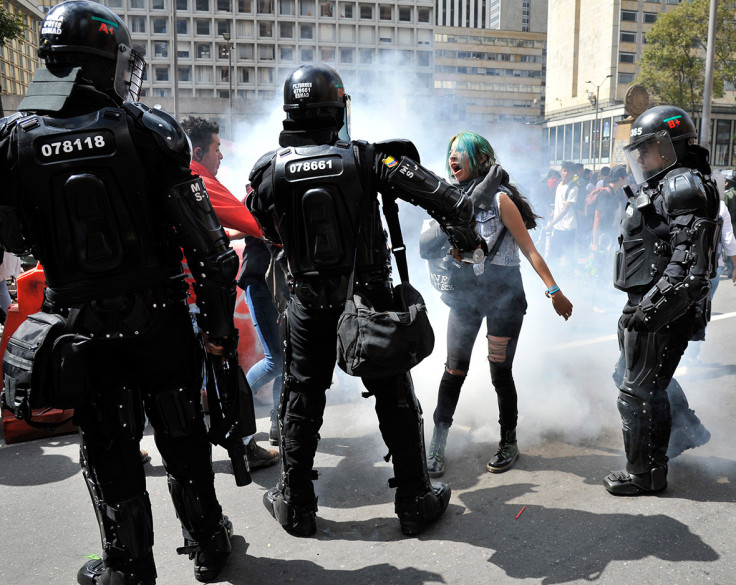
[545,285,560,298]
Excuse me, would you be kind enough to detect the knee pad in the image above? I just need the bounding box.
[146,383,203,439]
[167,475,223,540]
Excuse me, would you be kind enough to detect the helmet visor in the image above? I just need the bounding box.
[338,94,351,142]
[115,44,146,103]
[624,130,677,186]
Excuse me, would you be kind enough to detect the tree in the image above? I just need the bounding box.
[635,0,736,117]
[0,7,27,47]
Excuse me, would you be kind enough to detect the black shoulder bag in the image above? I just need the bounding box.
[336,194,435,378]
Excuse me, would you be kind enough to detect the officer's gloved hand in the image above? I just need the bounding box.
[447,227,487,264]
[625,306,650,333]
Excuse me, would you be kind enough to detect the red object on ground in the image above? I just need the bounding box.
[1,259,264,444]
[1,264,77,444]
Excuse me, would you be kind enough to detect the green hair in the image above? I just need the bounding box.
[445,131,497,179]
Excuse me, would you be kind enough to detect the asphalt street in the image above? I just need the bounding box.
[1,266,735,585]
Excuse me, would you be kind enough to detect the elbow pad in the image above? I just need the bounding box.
[168,177,238,338]
[636,276,710,332]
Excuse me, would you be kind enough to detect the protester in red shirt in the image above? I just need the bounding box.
[181,116,278,470]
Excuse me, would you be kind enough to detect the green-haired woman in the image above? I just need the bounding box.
[419,131,573,476]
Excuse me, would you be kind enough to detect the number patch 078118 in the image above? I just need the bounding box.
[35,130,116,163]
[285,156,343,180]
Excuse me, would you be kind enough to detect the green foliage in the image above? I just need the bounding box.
[0,7,27,47]
[635,0,736,115]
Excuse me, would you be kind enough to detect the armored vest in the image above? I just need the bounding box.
[271,140,385,279]
[14,107,172,303]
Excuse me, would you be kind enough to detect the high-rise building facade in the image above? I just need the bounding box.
[545,0,736,170]
[0,0,44,110]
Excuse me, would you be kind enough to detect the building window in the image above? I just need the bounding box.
[130,0,145,9]
[280,22,294,38]
[280,0,294,14]
[238,0,252,11]
[196,0,210,10]
[359,3,372,19]
[340,47,354,63]
[154,66,169,81]
[154,41,168,57]
[196,19,210,34]
[340,2,353,18]
[418,6,430,22]
[300,0,315,16]
[258,45,275,60]
[280,46,294,60]
[178,66,191,81]
[301,48,314,61]
[620,31,636,43]
[300,23,314,39]
[320,1,334,16]
[130,16,146,33]
[177,0,188,9]
[217,0,230,9]
[417,51,430,67]
[643,12,658,23]
[152,0,165,9]
[258,0,273,13]
[379,4,391,20]
[196,42,212,58]
[621,10,637,22]
[152,17,168,33]
[320,47,335,62]
[259,21,273,37]
[177,19,188,34]
[398,6,411,22]
[618,72,635,84]
[238,44,254,59]
[619,52,636,63]
[359,48,373,64]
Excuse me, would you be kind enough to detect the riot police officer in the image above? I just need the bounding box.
[247,64,481,537]
[604,105,721,496]
[0,2,238,583]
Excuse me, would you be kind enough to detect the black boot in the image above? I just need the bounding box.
[395,482,451,536]
[177,516,233,583]
[263,485,318,537]
[269,409,279,446]
[77,559,155,585]
[603,466,667,496]
[426,423,450,478]
[486,429,519,473]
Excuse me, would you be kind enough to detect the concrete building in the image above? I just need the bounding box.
[545,0,736,172]
[0,0,44,113]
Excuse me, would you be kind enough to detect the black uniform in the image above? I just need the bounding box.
[249,125,479,536]
[0,3,238,583]
[605,106,721,495]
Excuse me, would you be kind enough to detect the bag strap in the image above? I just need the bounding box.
[485,227,508,264]
[380,193,411,284]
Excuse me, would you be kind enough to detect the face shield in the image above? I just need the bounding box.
[114,44,146,103]
[624,130,678,186]
[337,93,351,142]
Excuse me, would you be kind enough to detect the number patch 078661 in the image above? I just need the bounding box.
[35,130,116,163]
[285,156,343,181]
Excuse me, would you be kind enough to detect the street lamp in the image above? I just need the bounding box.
[222,32,233,137]
[585,75,612,172]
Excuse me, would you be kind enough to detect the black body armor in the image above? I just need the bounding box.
[13,107,173,303]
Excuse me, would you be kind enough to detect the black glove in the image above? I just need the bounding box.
[446,225,485,254]
[625,306,650,333]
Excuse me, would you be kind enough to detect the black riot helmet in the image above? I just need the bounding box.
[624,105,698,186]
[37,0,145,103]
[281,64,351,145]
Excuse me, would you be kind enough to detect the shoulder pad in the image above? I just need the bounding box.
[124,102,190,162]
[0,112,24,140]
[374,139,420,164]
[249,149,278,185]
[662,168,707,216]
